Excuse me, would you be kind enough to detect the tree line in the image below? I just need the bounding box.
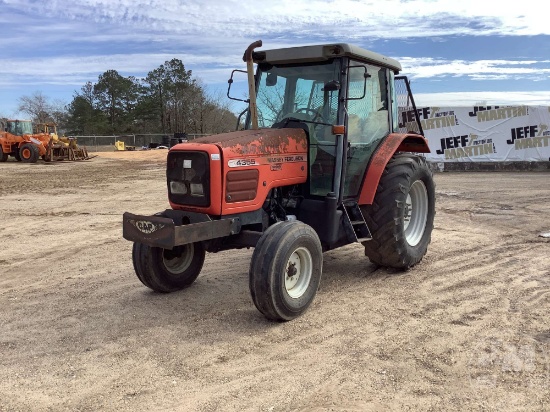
[11,59,239,136]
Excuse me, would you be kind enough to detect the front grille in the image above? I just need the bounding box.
[225,169,259,202]
[167,151,210,207]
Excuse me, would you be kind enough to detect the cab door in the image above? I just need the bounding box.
[343,63,391,198]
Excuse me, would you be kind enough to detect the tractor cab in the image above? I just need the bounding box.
[34,123,58,136]
[231,44,423,204]
[6,119,33,136]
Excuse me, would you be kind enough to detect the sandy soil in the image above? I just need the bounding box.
[0,152,549,411]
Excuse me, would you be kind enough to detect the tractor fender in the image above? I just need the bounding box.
[358,133,430,205]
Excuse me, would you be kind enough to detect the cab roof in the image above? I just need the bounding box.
[253,43,402,73]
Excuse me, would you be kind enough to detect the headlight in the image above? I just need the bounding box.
[170,181,187,195]
[190,183,204,196]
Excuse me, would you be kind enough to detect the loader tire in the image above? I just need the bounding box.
[14,151,21,161]
[131,242,205,293]
[19,143,39,163]
[361,154,435,269]
[0,146,7,162]
[249,220,323,321]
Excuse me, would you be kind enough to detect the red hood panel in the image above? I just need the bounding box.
[191,128,308,155]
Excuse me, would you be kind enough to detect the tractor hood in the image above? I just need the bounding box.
[168,127,309,216]
[188,128,308,157]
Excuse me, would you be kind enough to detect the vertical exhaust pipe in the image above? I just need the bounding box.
[243,40,262,130]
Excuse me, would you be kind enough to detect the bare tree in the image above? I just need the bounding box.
[257,83,286,126]
[17,91,53,123]
[202,90,238,134]
[188,82,238,135]
[49,99,68,126]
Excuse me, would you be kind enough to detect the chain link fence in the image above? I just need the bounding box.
[69,134,209,152]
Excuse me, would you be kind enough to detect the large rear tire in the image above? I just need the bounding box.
[361,154,435,269]
[132,242,205,292]
[19,143,39,163]
[249,220,323,321]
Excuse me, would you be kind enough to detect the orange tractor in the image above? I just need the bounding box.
[0,120,92,162]
[0,119,49,162]
[123,41,434,321]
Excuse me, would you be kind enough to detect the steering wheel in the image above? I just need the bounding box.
[274,107,327,126]
[295,107,326,123]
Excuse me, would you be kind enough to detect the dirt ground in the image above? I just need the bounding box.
[0,151,549,411]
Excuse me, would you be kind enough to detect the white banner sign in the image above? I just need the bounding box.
[400,106,550,162]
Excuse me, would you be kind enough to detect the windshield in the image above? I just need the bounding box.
[7,120,33,136]
[254,60,341,128]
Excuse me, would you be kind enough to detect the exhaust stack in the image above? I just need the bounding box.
[243,40,262,130]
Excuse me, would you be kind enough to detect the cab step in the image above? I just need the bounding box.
[342,202,372,243]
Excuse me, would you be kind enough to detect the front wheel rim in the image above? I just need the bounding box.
[403,180,428,247]
[163,244,194,275]
[284,247,313,299]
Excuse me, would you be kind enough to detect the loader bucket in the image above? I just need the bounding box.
[45,139,96,161]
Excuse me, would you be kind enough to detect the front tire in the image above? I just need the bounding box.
[19,143,39,163]
[249,221,323,321]
[361,154,435,269]
[132,242,205,292]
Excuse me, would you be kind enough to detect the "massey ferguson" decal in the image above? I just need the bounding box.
[266,155,305,163]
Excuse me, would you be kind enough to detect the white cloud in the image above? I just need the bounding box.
[399,58,550,81]
[3,1,550,85]
[2,0,550,114]
[414,91,550,106]
[0,53,237,76]
[3,0,550,41]
[3,53,548,89]
[0,53,244,90]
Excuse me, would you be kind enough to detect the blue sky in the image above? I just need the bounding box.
[1,0,550,118]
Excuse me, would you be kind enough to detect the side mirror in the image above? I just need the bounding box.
[322,80,340,92]
[227,69,249,103]
[266,72,278,87]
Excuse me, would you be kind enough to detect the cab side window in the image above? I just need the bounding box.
[344,64,390,196]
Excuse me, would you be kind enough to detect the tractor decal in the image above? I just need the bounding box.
[131,220,166,234]
[228,154,306,168]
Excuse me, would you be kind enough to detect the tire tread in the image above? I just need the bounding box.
[362,154,435,269]
[249,221,322,321]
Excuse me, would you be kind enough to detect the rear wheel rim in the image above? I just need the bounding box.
[403,180,428,247]
[163,244,194,275]
[284,246,313,299]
